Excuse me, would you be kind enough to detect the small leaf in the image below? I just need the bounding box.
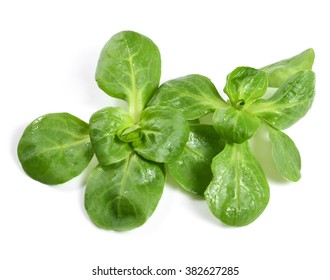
[224,67,268,107]
[95,31,161,121]
[268,126,301,181]
[89,107,133,165]
[167,124,224,195]
[118,124,142,142]
[149,74,228,120]
[133,106,189,163]
[248,71,315,129]
[261,48,315,88]
[213,107,260,144]
[205,142,270,226]
[17,113,94,185]
[84,153,165,231]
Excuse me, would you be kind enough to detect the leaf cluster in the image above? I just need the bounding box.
[17,31,315,229]
[18,31,189,231]
[151,48,315,226]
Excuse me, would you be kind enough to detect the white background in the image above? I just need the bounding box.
[1,1,329,279]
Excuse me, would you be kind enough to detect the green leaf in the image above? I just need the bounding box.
[205,142,270,226]
[118,124,142,142]
[167,124,224,195]
[248,71,315,130]
[133,106,189,163]
[268,126,301,182]
[224,67,268,108]
[149,74,228,120]
[84,153,165,231]
[213,107,260,144]
[95,31,161,122]
[261,48,315,88]
[17,113,94,185]
[89,107,133,166]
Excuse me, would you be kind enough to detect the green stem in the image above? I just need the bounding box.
[129,100,142,123]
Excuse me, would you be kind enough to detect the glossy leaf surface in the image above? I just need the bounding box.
[85,153,165,230]
[268,127,301,181]
[149,74,228,120]
[205,142,270,226]
[89,107,133,165]
[167,124,224,195]
[261,48,315,88]
[213,107,260,144]
[95,31,161,121]
[248,71,315,129]
[133,106,189,163]
[224,67,268,107]
[18,113,93,185]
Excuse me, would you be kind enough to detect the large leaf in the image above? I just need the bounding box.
[205,142,270,226]
[132,106,189,163]
[84,153,165,231]
[268,126,301,182]
[89,107,133,166]
[224,67,268,107]
[17,113,93,185]
[248,71,315,129]
[167,124,224,195]
[149,74,228,120]
[95,31,161,121]
[261,48,315,88]
[213,107,260,144]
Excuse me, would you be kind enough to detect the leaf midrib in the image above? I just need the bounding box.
[27,136,90,159]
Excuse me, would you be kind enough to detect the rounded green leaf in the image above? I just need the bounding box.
[89,107,133,165]
[149,74,228,120]
[268,127,301,182]
[261,48,315,88]
[95,31,161,121]
[84,153,165,231]
[17,113,94,185]
[248,71,315,130]
[213,107,260,144]
[117,124,142,142]
[167,124,224,195]
[224,67,268,107]
[133,106,189,163]
[205,142,270,226]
